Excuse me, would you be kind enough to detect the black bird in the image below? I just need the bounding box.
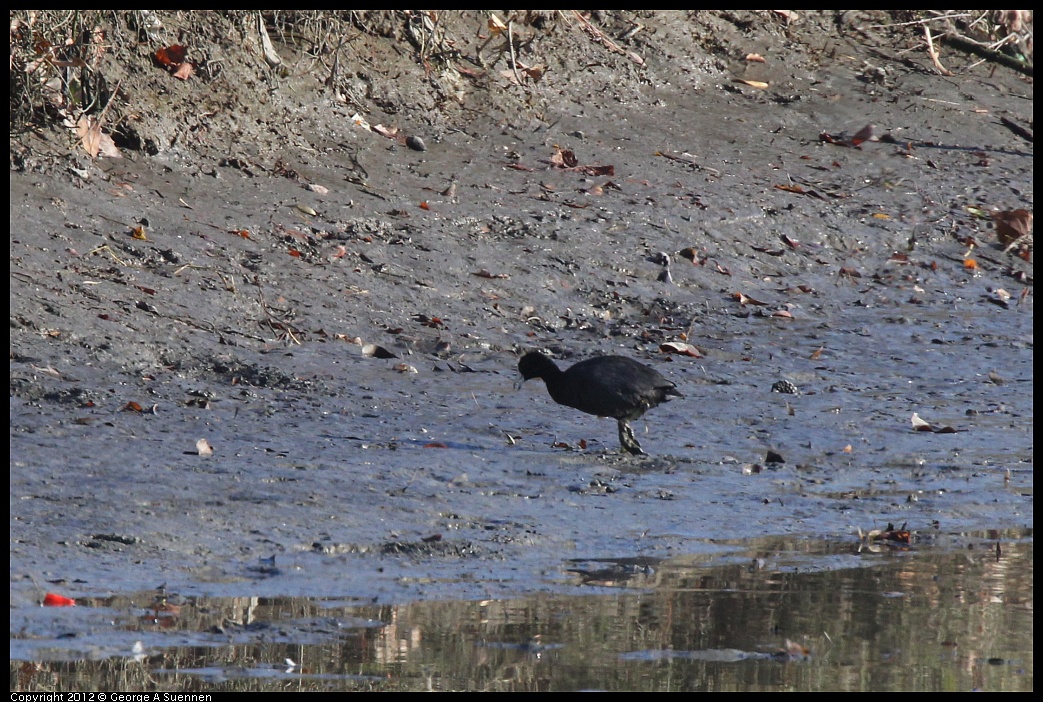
[516,351,681,455]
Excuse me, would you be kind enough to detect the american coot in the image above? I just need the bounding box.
[516,351,681,455]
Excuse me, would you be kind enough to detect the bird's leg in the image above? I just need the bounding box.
[617,419,645,455]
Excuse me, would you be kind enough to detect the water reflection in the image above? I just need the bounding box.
[11,534,1032,692]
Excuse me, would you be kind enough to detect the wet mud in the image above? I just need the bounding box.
[9,11,1033,691]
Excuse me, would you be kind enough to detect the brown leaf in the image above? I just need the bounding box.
[472,269,509,279]
[660,341,703,358]
[371,123,398,139]
[678,247,704,264]
[847,123,875,147]
[172,61,194,81]
[154,45,188,69]
[76,115,121,159]
[993,209,1032,245]
[551,147,578,168]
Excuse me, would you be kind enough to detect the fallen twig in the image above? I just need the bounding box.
[940,33,1033,76]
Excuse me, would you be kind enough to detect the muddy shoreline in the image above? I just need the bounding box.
[10,11,1032,666]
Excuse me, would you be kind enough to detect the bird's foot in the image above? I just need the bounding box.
[618,420,646,455]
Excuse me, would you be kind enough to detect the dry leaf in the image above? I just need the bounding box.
[172,61,193,81]
[75,115,121,159]
[993,209,1032,245]
[551,147,579,168]
[155,45,188,69]
[488,13,508,35]
[196,438,213,457]
[733,292,769,306]
[847,123,875,147]
[660,341,703,358]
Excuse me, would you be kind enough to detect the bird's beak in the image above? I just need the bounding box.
[514,373,527,391]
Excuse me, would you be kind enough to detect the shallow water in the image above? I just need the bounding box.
[11,534,1032,692]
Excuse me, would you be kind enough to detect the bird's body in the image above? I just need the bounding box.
[516,351,681,455]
